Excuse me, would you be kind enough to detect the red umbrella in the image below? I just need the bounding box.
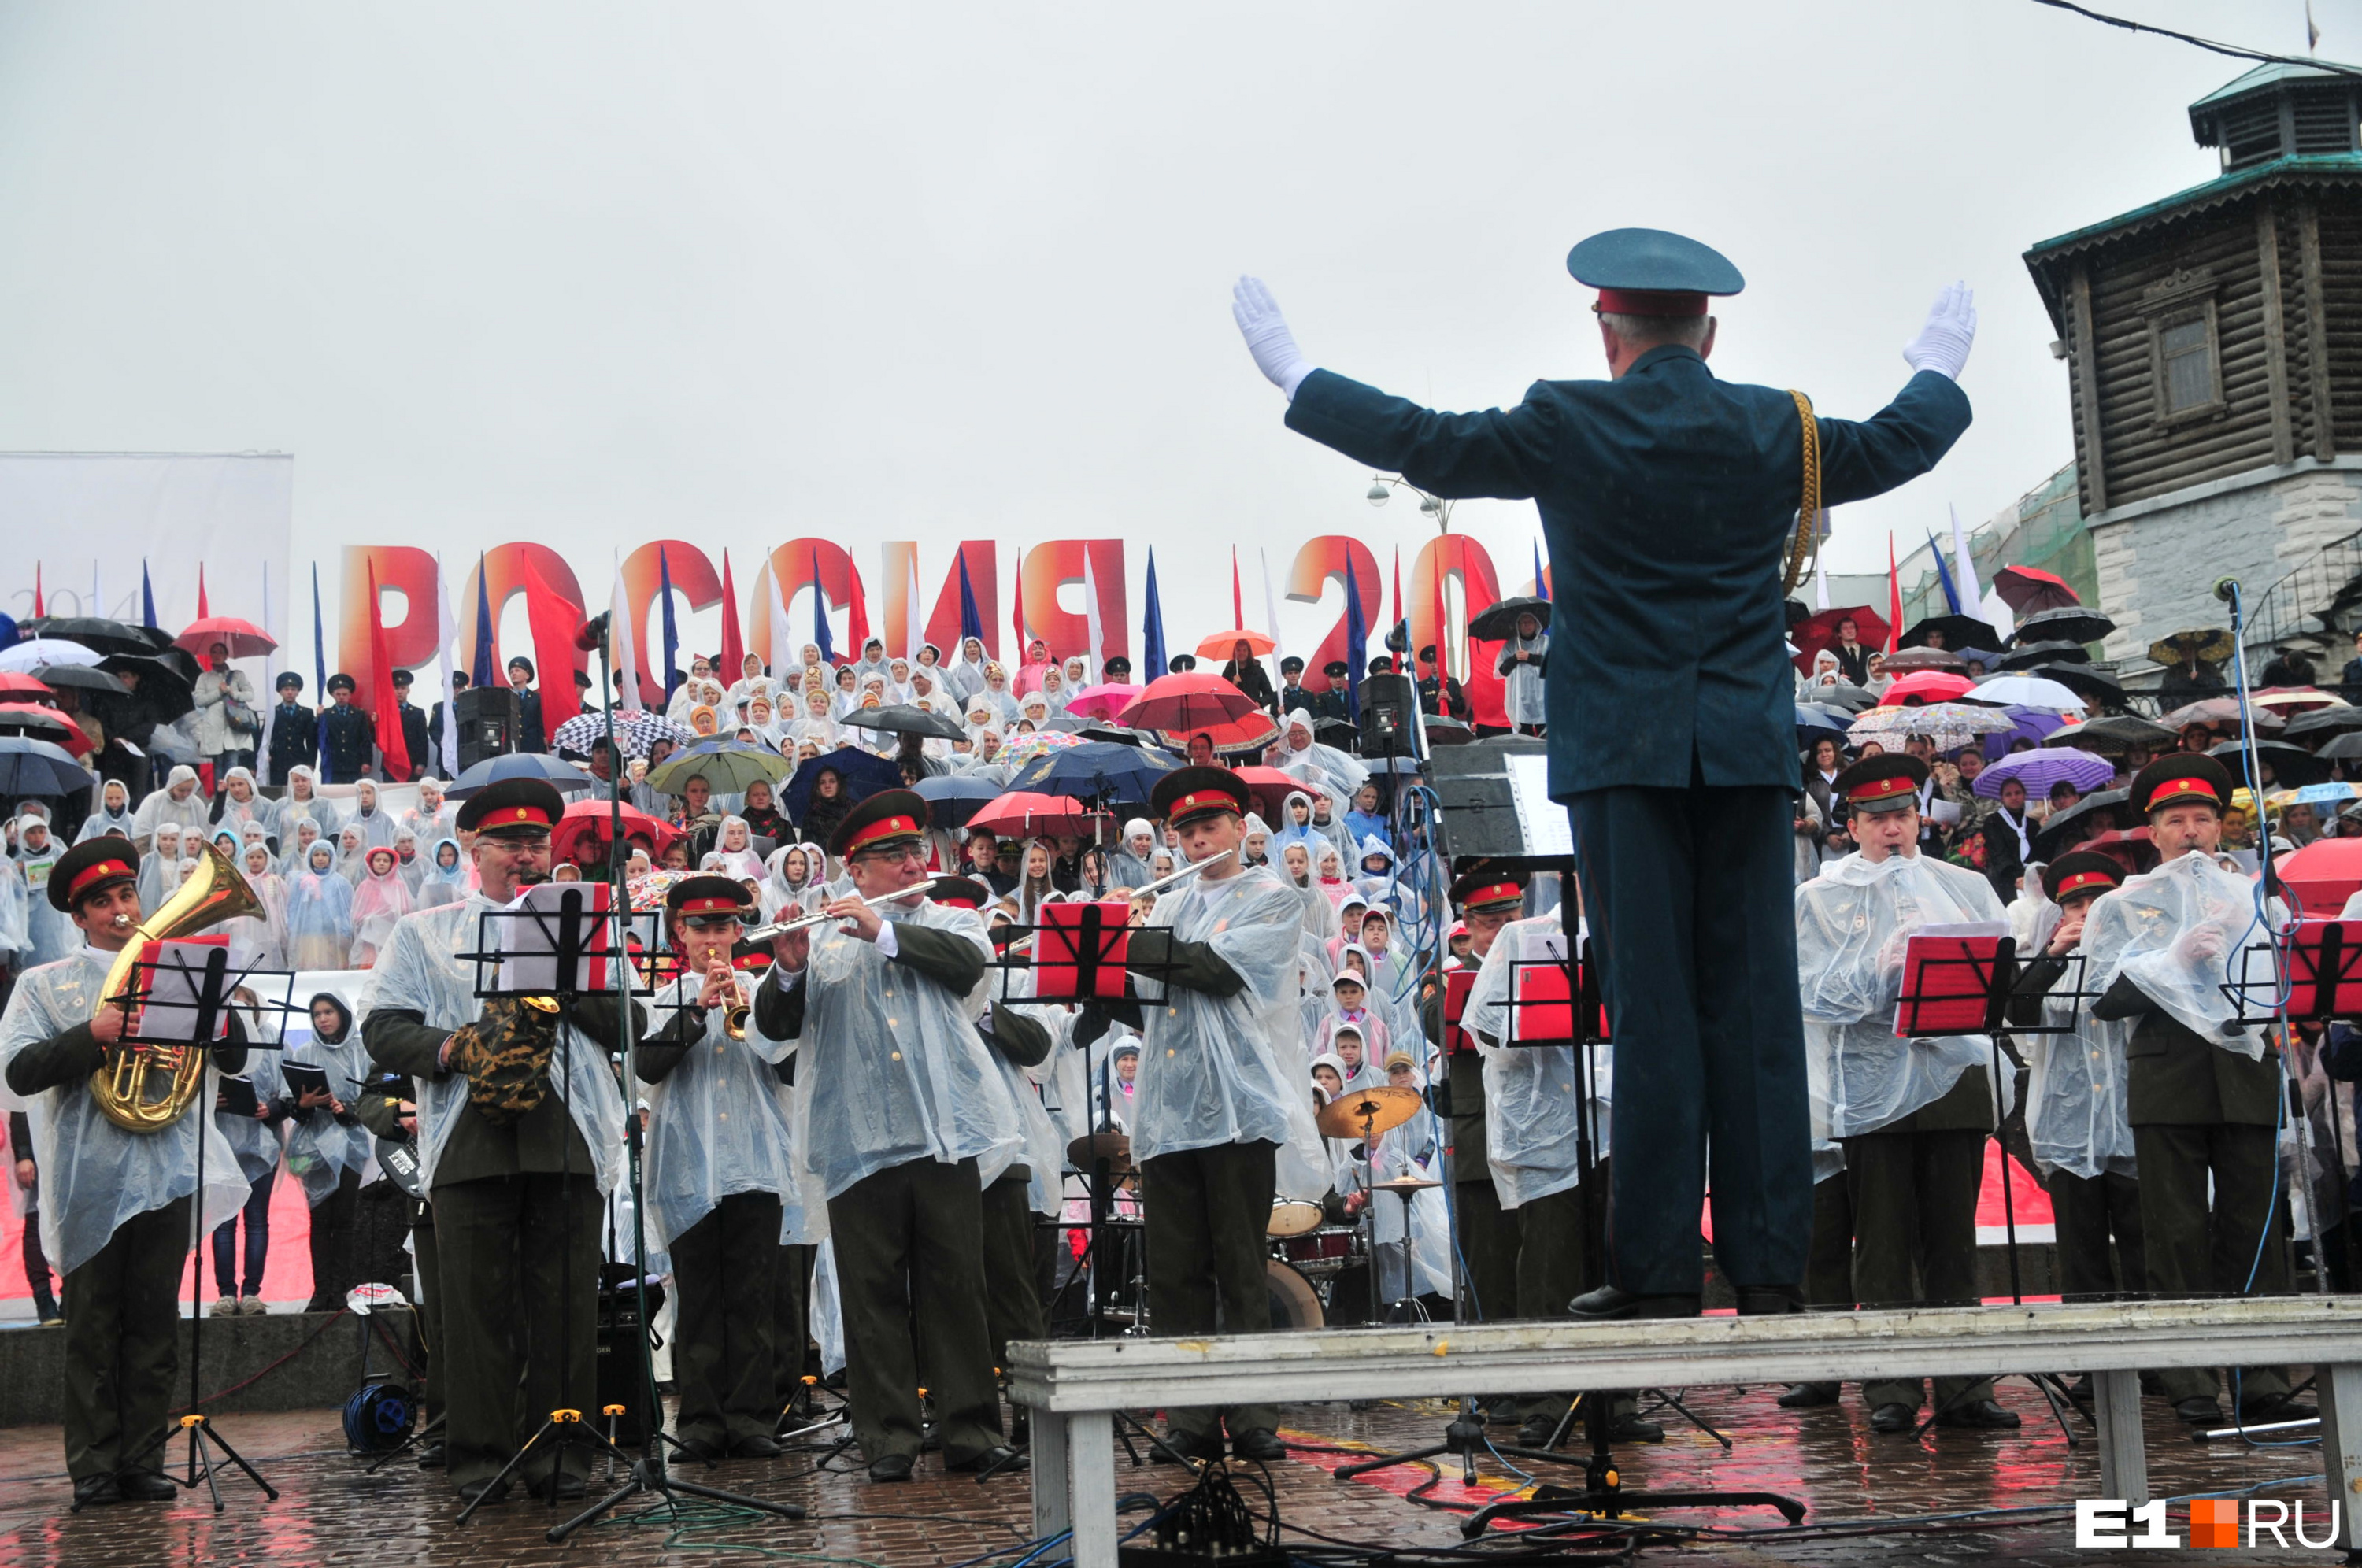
[968,790,1114,839]
[175,616,278,659]
[0,671,52,697]
[550,797,679,869]
[1165,710,1280,755]
[1116,672,1261,734]
[2282,839,2362,919]
[1789,605,1889,672]
[0,702,89,755]
[1883,670,1977,704]
[1194,629,1276,660]
[1230,765,1308,821]
[1993,565,2079,615]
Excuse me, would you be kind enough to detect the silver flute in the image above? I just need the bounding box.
[742,878,944,942]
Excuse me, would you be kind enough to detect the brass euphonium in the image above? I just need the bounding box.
[90,838,264,1133]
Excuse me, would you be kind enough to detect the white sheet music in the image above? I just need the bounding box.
[1505,753,1574,858]
[136,937,234,1045]
[495,882,620,996]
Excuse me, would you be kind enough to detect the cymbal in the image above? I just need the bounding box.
[1315,1085,1423,1139]
[1067,1131,1133,1170]
[1369,1176,1440,1194]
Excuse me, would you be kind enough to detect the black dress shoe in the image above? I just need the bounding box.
[868,1452,915,1483]
[1777,1382,1840,1408]
[2174,1396,2225,1426]
[72,1474,122,1509]
[1151,1429,1225,1464]
[676,1437,726,1464]
[117,1469,179,1502]
[729,1434,782,1459]
[1868,1401,1917,1434]
[458,1477,511,1505]
[1935,1399,2021,1429]
[1230,1427,1286,1463]
[2238,1395,2318,1426]
[1566,1285,1701,1320]
[1734,1285,1805,1315]
[416,1440,446,1470]
[1609,1415,1664,1444]
[948,1444,1027,1475]
[1513,1417,1562,1448]
[529,1472,587,1500]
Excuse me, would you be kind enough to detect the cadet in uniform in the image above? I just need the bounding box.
[1235,235,1978,1317]
[1435,870,1521,1333]
[318,673,377,784]
[265,671,317,786]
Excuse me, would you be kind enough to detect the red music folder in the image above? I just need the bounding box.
[1893,923,2010,1036]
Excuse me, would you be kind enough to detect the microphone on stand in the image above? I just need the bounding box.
[575,612,612,653]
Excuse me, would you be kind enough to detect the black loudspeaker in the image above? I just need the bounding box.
[454,686,521,771]
[595,1278,665,1446]
[1355,675,1421,759]
[1424,738,1570,864]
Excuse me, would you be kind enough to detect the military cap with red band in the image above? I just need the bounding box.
[49,839,140,912]
[1568,227,1743,322]
[1448,862,1528,913]
[1832,753,1930,816]
[455,777,565,837]
[930,876,990,911]
[828,789,931,860]
[665,874,754,918]
[2130,754,2232,818]
[1151,765,1251,827]
[2042,851,2124,904]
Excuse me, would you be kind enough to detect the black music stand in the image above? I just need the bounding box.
[2223,920,2355,1287]
[102,941,298,1514]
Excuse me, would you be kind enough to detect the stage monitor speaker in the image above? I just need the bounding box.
[1355,675,1422,760]
[454,686,520,771]
[595,1278,665,1446]
[1424,738,1572,865]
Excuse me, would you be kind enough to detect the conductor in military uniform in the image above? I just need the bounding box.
[1235,232,1978,1316]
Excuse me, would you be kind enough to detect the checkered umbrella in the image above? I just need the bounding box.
[551,710,698,759]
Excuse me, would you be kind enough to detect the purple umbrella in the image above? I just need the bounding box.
[1973,745,2116,800]
[1979,706,2072,760]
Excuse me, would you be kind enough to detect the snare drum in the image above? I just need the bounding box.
[1266,1199,1325,1237]
[1277,1224,1361,1278]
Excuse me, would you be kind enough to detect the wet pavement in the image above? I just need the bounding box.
[0,1374,2339,1566]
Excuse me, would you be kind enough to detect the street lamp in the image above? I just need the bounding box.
[1364,474,1453,532]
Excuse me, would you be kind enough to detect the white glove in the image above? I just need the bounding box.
[1901,281,1977,380]
[1232,276,1314,400]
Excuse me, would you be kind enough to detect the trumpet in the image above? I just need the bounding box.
[742,878,944,945]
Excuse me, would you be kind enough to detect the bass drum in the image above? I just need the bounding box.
[1266,1260,1326,1330]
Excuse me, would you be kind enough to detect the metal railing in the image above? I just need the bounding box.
[2241,527,2362,655]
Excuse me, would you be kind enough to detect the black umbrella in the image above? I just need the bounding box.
[94,654,195,723]
[912,773,1003,828]
[1881,646,1968,673]
[2210,738,2331,788]
[18,616,173,657]
[2319,733,2362,762]
[2072,714,2176,755]
[2032,788,2130,861]
[2285,706,2362,739]
[1467,596,1551,643]
[1811,683,1881,714]
[1897,614,2000,652]
[1007,741,1179,808]
[2013,605,2116,647]
[2027,663,2126,708]
[1996,640,2092,671]
[30,663,128,694]
[839,703,967,742]
[0,735,91,795]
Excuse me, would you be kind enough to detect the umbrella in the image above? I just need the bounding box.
[1227,764,1312,821]
[2266,782,2361,812]
[2031,789,2131,861]
[0,611,13,649]
[1897,613,2000,652]
[1116,672,1261,733]
[2280,838,2362,917]
[1466,596,1552,642]
[1992,564,2080,614]
[94,654,194,723]
[1881,670,1977,704]
[550,710,700,760]
[1809,683,1881,714]
[18,616,173,657]
[1006,740,1180,808]
[2209,738,2331,789]
[842,704,968,742]
[550,798,679,869]
[1194,629,1276,660]
[446,751,599,799]
[1973,746,2116,799]
[31,663,128,695]
[1164,708,1281,754]
[780,746,903,826]
[2286,705,2362,738]
[0,703,88,753]
[0,639,103,673]
[1789,605,1888,671]
[1796,703,1853,743]
[1969,675,2086,712]
[1996,639,2092,671]
[1847,702,2016,751]
[2071,714,2177,754]
[998,730,1087,767]
[2021,663,2124,708]
[913,773,1004,828]
[1977,704,2077,757]
[2148,629,2235,667]
[1064,682,1144,721]
[648,740,795,797]
[968,790,1114,839]
[2013,605,2116,646]
[0,671,52,698]
[175,616,277,660]
[627,869,696,912]
[2161,698,2282,734]
[1880,646,1967,673]
[2323,733,2362,762]
[2251,687,2348,715]
[0,735,88,796]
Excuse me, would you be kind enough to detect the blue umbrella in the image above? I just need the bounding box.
[445,751,598,799]
[1006,740,1178,809]
[1979,704,2073,760]
[782,745,903,827]
[0,735,89,796]
[913,773,1002,829]
[1795,703,1851,744]
[0,611,17,650]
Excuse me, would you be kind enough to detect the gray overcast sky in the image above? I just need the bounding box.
[0,1,2338,634]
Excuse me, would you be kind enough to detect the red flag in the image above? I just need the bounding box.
[365,560,413,780]
[1886,534,1904,655]
[845,560,871,657]
[196,564,210,619]
[31,563,42,618]
[1390,547,1406,673]
[717,549,745,682]
[1011,548,1027,658]
[1231,548,1244,629]
[1430,539,1451,683]
[524,560,584,727]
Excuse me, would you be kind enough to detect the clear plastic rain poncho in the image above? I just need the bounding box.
[283,993,376,1207]
[1795,852,2011,1141]
[0,854,27,961]
[790,898,1024,1202]
[1349,1069,1455,1302]
[1464,914,1613,1207]
[0,947,249,1277]
[215,1004,287,1183]
[1131,864,1329,1201]
[2012,891,2138,1182]
[360,894,626,1195]
[2081,849,2268,1063]
[639,969,801,1249]
[970,965,1070,1218]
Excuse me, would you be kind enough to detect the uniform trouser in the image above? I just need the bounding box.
[2134,1123,2291,1405]
[211,1167,274,1298]
[305,1166,361,1311]
[431,1173,602,1489]
[980,1170,1046,1375]
[1515,1168,1609,1426]
[668,1192,781,1448]
[1840,1128,1993,1412]
[2045,1169,2145,1301]
[21,1202,53,1301]
[1786,1174,1855,1401]
[413,1209,443,1426]
[827,1157,1002,1467]
[1452,1178,1520,1324]
[774,1243,816,1408]
[1141,1140,1278,1440]
[60,1196,189,1482]
[1568,784,1812,1296]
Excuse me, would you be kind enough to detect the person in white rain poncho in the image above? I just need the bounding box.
[2001,853,2144,1307]
[207,989,287,1316]
[360,779,632,1503]
[1795,756,2015,1434]
[2,840,252,1505]
[1349,1048,1454,1310]
[75,778,136,843]
[747,791,1023,1483]
[12,815,75,967]
[1090,767,1326,1465]
[1495,609,1549,734]
[130,764,208,854]
[2070,755,2306,1427]
[281,992,375,1313]
[632,876,802,1461]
